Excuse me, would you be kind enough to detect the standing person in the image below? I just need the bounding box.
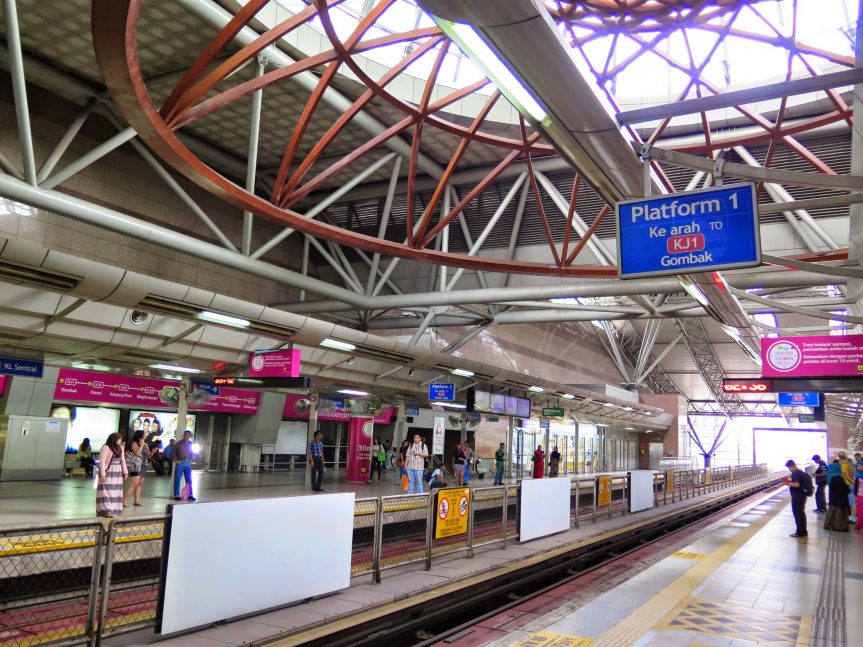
[77,438,94,477]
[812,454,828,513]
[463,441,473,485]
[782,459,811,538]
[838,451,857,523]
[383,439,392,471]
[549,446,561,477]
[369,437,384,483]
[308,430,325,492]
[123,430,149,507]
[405,434,428,494]
[493,443,506,486]
[824,460,850,531]
[452,443,466,486]
[173,430,196,502]
[532,444,545,479]
[96,433,128,519]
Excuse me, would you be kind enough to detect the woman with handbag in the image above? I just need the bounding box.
[123,430,149,508]
[96,433,128,519]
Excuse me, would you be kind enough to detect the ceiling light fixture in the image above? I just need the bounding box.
[338,389,368,396]
[437,402,467,409]
[152,363,200,374]
[320,338,356,352]
[452,368,474,377]
[561,393,576,400]
[603,402,615,408]
[528,386,545,393]
[200,311,250,328]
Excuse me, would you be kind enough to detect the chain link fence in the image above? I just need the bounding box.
[351,498,379,581]
[98,517,166,641]
[0,521,103,647]
[378,494,430,574]
[471,486,507,550]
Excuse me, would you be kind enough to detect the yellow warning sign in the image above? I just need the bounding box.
[514,630,593,646]
[434,487,470,539]
[596,475,612,507]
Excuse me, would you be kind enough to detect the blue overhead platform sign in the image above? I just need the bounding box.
[616,183,760,278]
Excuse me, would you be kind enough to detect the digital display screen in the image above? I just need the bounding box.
[213,377,236,386]
[51,405,120,453]
[491,393,505,414]
[722,379,771,393]
[517,398,531,418]
[473,389,490,412]
[777,392,820,407]
[504,396,518,416]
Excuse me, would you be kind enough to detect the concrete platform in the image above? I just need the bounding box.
[92,477,780,646]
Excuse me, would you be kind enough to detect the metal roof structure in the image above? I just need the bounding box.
[0,0,861,437]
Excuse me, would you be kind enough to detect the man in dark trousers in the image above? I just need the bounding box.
[308,430,325,492]
[812,454,828,513]
[783,459,809,538]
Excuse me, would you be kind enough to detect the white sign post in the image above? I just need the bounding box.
[432,417,445,455]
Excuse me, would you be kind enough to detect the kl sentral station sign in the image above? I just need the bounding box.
[762,334,863,378]
[617,183,760,278]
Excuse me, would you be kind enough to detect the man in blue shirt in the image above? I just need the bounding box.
[308,430,325,492]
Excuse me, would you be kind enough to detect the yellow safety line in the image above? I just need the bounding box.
[590,497,789,647]
[267,482,782,646]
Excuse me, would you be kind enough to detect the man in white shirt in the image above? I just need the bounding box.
[405,433,429,494]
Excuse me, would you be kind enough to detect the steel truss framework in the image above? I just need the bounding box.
[0,0,860,426]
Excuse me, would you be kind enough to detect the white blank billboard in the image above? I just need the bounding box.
[629,471,655,513]
[519,477,571,542]
[158,493,354,635]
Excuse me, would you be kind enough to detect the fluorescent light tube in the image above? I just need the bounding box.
[528,386,545,393]
[338,389,368,396]
[152,363,200,374]
[562,393,576,400]
[200,311,250,327]
[452,368,474,377]
[603,402,615,408]
[320,338,356,352]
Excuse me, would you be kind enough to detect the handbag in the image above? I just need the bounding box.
[180,483,191,501]
[125,451,142,473]
[94,456,112,489]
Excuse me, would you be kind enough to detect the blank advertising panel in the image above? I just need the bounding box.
[519,478,571,542]
[629,470,655,513]
[157,493,354,635]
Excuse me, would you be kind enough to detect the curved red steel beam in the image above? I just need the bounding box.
[91,0,613,277]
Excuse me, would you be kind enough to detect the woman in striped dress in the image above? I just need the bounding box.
[97,433,128,519]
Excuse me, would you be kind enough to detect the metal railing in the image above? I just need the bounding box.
[0,464,774,646]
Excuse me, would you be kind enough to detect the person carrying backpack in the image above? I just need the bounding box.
[782,459,811,538]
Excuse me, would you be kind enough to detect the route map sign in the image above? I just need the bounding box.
[434,487,470,539]
[616,183,760,279]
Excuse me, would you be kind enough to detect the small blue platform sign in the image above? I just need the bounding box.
[0,356,43,378]
[429,383,455,402]
[616,183,760,279]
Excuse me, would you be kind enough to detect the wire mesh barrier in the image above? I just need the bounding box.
[97,517,166,641]
[351,498,379,581]
[0,464,776,645]
[470,487,508,550]
[378,494,431,573]
[0,521,103,647]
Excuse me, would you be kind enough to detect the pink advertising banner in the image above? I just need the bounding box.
[54,368,260,414]
[0,374,7,396]
[282,393,396,423]
[248,349,301,378]
[761,335,863,378]
[345,417,374,483]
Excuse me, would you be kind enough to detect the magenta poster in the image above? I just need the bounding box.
[761,334,863,377]
[345,417,374,483]
[54,368,260,414]
[282,393,396,423]
[248,349,301,378]
[0,374,7,396]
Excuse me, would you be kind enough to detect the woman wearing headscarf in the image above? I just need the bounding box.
[96,433,128,519]
[824,459,850,531]
[532,444,546,479]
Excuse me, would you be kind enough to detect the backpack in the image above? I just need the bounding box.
[424,468,432,483]
[803,472,814,497]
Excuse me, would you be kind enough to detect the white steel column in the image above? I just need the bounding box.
[3,0,37,185]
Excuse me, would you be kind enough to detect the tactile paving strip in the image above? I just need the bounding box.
[514,631,593,647]
[658,598,803,645]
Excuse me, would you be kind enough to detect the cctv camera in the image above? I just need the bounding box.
[407,368,416,377]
